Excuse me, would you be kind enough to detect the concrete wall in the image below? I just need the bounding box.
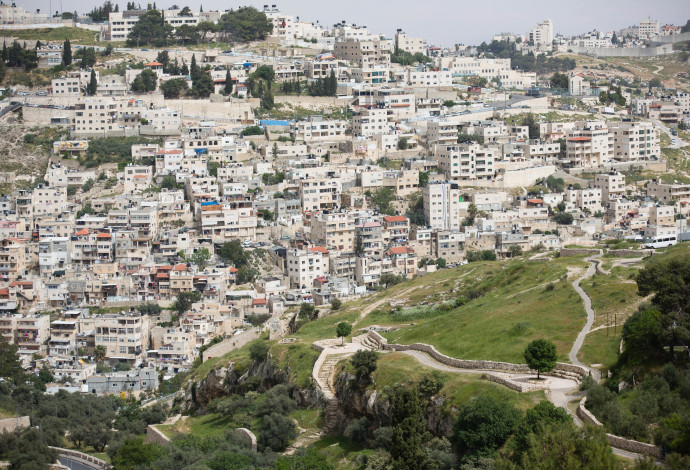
[0,416,30,433]
[577,398,663,459]
[567,44,674,57]
[145,425,171,445]
[49,447,111,470]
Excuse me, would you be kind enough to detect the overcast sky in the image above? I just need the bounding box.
[15,0,689,45]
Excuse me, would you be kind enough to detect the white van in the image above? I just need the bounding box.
[645,235,678,249]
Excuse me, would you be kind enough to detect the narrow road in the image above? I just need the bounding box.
[569,255,602,382]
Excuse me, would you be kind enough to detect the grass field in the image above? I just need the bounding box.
[3,27,99,43]
[158,413,241,439]
[578,328,621,372]
[373,353,544,412]
[580,266,642,329]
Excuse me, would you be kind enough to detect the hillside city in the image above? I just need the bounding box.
[0,2,689,469]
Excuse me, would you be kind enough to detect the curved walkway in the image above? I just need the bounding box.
[569,254,602,382]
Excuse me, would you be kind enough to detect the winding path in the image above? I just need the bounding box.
[569,254,602,382]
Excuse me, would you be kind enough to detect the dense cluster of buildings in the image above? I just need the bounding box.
[2,4,689,393]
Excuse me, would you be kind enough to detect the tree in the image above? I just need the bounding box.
[380,273,404,288]
[62,39,72,66]
[466,203,478,225]
[197,21,219,42]
[258,412,298,452]
[189,248,211,269]
[126,10,173,47]
[224,67,233,94]
[218,7,273,42]
[354,234,364,256]
[299,302,317,321]
[522,113,540,140]
[636,253,690,357]
[398,137,409,150]
[350,350,378,382]
[275,449,334,470]
[524,339,558,379]
[452,395,521,459]
[131,68,158,93]
[621,308,662,363]
[550,72,568,89]
[86,69,98,96]
[370,187,396,215]
[552,213,573,225]
[648,77,662,89]
[611,31,618,45]
[330,298,342,310]
[390,387,430,470]
[336,322,352,345]
[513,400,571,454]
[94,345,106,363]
[249,340,270,362]
[219,240,250,267]
[79,47,96,69]
[261,88,274,110]
[0,339,25,384]
[500,422,617,469]
[112,438,165,470]
[192,73,214,98]
[508,245,523,257]
[173,290,202,315]
[160,78,188,99]
[436,258,447,268]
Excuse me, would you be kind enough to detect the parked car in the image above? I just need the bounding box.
[281,235,291,240]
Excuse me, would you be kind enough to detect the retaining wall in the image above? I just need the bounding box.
[384,343,589,381]
[146,425,171,445]
[577,397,663,459]
[560,248,602,257]
[606,249,652,257]
[49,447,111,470]
[0,416,29,433]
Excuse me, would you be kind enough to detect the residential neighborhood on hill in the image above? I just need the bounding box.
[0,2,689,469]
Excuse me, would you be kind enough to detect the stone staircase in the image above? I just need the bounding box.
[317,353,348,431]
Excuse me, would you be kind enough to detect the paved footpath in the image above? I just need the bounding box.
[569,254,602,382]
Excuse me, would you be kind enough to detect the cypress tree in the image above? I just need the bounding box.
[2,41,7,62]
[190,54,200,81]
[329,69,337,96]
[390,387,430,470]
[224,68,232,94]
[86,69,98,95]
[62,39,72,66]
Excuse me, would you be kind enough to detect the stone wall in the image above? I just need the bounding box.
[0,416,30,433]
[559,248,602,257]
[145,425,171,445]
[606,249,652,257]
[384,343,589,382]
[203,327,261,362]
[234,428,257,452]
[577,397,663,459]
[367,330,388,347]
[49,447,111,470]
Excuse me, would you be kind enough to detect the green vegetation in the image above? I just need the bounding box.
[477,40,576,73]
[5,27,98,43]
[524,339,558,379]
[78,136,160,168]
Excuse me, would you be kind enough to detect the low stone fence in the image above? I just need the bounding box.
[146,425,171,445]
[367,330,388,347]
[0,416,29,433]
[49,447,111,470]
[384,343,590,383]
[312,338,341,352]
[606,249,652,257]
[560,248,602,257]
[487,374,546,393]
[577,398,663,459]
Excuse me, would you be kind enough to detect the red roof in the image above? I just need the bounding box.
[9,281,32,287]
[73,228,89,236]
[388,246,414,254]
[173,263,187,271]
[383,215,407,223]
[309,246,329,254]
[145,62,163,66]
[229,267,239,273]
[0,288,9,296]
[252,298,267,306]
[96,233,111,239]
[527,199,543,204]
[568,137,591,142]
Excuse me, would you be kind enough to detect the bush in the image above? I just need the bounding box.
[249,340,270,362]
[350,350,378,382]
[330,298,342,310]
[257,412,298,452]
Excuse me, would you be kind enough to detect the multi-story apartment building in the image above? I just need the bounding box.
[52,70,100,96]
[427,120,458,147]
[638,19,659,38]
[123,165,153,193]
[442,57,510,81]
[286,248,328,289]
[564,188,603,213]
[647,181,690,203]
[299,178,341,212]
[406,68,452,87]
[433,231,466,263]
[516,140,561,164]
[14,314,50,354]
[434,143,496,181]
[528,19,553,46]
[39,237,70,277]
[382,216,410,247]
[305,56,339,79]
[198,199,257,242]
[568,74,591,96]
[395,31,427,55]
[649,205,675,227]
[0,240,26,283]
[310,212,355,252]
[95,312,149,364]
[262,5,295,39]
[334,38,392,68]
[32,186,68,217]
[592,172,626,203]
[424,182,462,231]
[291,117,349,142]
[384,246,417,278]
[355,222,383,258]
[610,121,660,162]
[565,124,613,167]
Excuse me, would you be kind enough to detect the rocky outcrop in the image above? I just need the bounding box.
[183,357,318,412]
[333,369,454,438]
